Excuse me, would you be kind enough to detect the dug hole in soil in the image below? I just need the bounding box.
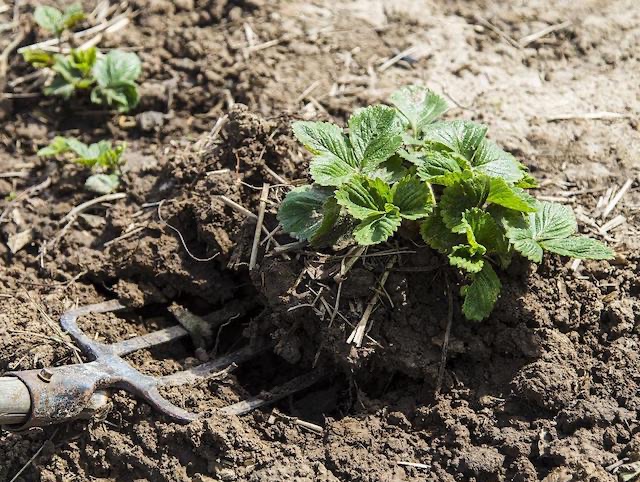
[1,0,640,481]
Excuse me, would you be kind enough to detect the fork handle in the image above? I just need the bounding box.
[0,377,30,426]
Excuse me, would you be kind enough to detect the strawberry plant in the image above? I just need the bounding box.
[23,5,142,112]
[23,47,142,112]
[38,136,125,194]
[278,85,614,321]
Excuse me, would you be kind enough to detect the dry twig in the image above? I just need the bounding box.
[9,428,59,482]
[435,278,454,397]
[601,178,633,220]
[347,255,396,347]
[249,184,270,270]
[519,21,571,47]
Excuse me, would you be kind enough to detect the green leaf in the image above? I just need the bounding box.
[65,138,95,161]
[309,153,358,187]
[39,136,124,172]
[85,173,120,194]
[22,49,54,68]
[61,3,85,30]
[540,236,615,260]
[416,150,464,186]
[397,148,423,166]
[389,85,448,134]
[439,175,491,232]
[91,50,141,112]
[423,120,488,161]
[92,141,125,170]
[422,120,526,183]
[308,197,351,248]
[45,49,96,98]
[335,176,390,220]
[472,139,525,184]
[293,121,351,165]
[420,208,464,253]
[69,47,97,76]
[91,81,139,112]
[367,154,407,183]
[34,5,63,35]
[449,244,485,273]
[93,50,141,85]
[462,263,501,321]
[391,175,433,220]
[461,208,503,253]
[618,461,640,482]
[487,177,537,212]
[293,121,356,187]
[515,171,538,189]
[37,137,70,157]
[506,201,613,262]
[531,202,577,240]
[44,73,76,99]
[353,210,401,245]
[277,185,336,241]
[296,107,401,187]
[348,105,403,172]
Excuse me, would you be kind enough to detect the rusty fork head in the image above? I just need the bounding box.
[6,300,257,430]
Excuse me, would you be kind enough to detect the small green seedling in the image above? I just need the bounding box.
[24,6,142,112]
[278,85,614,321]
[44,46,97,98]
[34,3,85,37]
[38,136,125,194]
[22,47,142,112]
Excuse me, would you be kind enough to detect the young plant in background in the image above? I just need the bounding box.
[38,137,126,194]
[278,85,614,321]
[22,5,142,112]
[23,47,142,112]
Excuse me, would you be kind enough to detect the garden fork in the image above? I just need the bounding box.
[0,300,319,431]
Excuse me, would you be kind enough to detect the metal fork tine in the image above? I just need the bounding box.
[111,325,189,356]
[159,345,260,386]
[220,370,324,416]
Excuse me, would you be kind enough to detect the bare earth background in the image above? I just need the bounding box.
[1,0,640,480]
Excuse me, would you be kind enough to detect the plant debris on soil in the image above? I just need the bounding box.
[1,0,640,481]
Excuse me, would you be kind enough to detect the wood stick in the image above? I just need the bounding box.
[435,278,454,397]
[519,20,571,47]
[17,12,129,53]
[601,178,633,220]
[347,255,396,347]
[378,45,421,72]
[61,192,126,224]
[249,184,270,270]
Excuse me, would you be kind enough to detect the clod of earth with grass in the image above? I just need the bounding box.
[277,85,614,321]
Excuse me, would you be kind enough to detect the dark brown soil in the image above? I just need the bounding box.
[1,0,640,481]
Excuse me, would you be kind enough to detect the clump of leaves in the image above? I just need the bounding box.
[22,5,142,113]
[38,136,125,194]
[23,47,142,112]
[34,3,85,37]
[23,46,142,112]
[278,85,614,321]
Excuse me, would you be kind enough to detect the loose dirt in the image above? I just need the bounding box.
[1,0,639,481]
